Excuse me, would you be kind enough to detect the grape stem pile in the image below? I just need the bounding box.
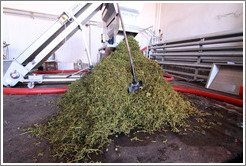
[27,37,212,162]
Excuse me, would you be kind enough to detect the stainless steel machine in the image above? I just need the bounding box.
[3,3,119,88]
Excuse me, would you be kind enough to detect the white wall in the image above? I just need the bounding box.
[138,3,157,29]
[2,1,158,69]
[3,2,243,69]
[2,14,55,59]
[159,3,243,41]
[133,3,159,50]
[2,1,104,69]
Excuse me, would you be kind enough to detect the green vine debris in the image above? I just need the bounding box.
[27,37,210,162]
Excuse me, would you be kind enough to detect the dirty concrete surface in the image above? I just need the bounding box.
[2,81,243,163]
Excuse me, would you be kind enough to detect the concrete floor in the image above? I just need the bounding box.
[2,81,243,163]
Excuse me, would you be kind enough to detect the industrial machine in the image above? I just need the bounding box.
[3,3,119,88]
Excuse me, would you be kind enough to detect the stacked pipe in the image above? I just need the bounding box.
[149,29,243,81]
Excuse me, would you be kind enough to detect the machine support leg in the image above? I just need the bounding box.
[80,26,93,67]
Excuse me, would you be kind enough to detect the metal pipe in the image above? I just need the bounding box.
[158,62,211,68]
[66,67,90,78]
[163,69,208,79]
[151,28,243,47]
[150,51,243,57]
[22,78,78,82]
[43,75,81,78]
[34,69,89,74]
[42,78,78,82]
[200,56,242,60]
[138,26,153,33]
[153,45,243,53]
[82,28,92,66]
[159,56,242,62]
[163,56,198,59]
[89,21,92,57]
[150,36,243,49]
